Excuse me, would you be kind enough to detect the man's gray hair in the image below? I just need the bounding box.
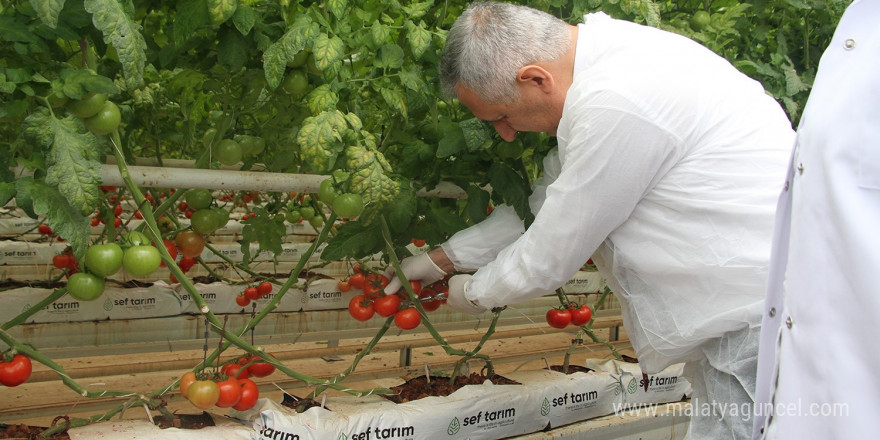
[439,1,571,104]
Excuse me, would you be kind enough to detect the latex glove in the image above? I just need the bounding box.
[446,274,487,315]
[383,252,447,294]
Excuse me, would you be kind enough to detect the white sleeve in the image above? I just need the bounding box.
[441,149,562,271]
[466,96,682,308]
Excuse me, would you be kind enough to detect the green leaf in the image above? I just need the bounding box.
[263,15,319,88]
[85,0,147,90]
[380,87,407,119]
[31,0,65,28]
[0,16,42,45]
[217,27,248,71]
[15,177,91,261]
[346,145,400,225]
[60,69,119,99]
[326,0,347,19]
[239,208,286,263]
[376,44,404,69]
[307,84,339,114]
[436,118,465,158]
[23,109,102,217]
[174,0,210,47]
[231,4,257,35]
[398,65,427,92]
[297,110,348,173]
[405,21,432,59]
[465,185,490,224]
[370,22,390,48]
[460,118,492,152]
[321,220,383,260]
[312,34,344,72]
[206,0,238,25]
[385,181,417,233]
[488,163,532,224]
[402,1,433,19]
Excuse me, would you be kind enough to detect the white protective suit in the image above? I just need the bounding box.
[753,1,880,438]
[440,13,794,439]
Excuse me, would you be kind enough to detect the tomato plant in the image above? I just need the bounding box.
[0,354,32,387]
[67,273,106,301]
[122,246,162,277]
[348,295,375,322]
[83,243,124,277]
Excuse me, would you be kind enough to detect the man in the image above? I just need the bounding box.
[386,2,794,438]
[752,1,880,438]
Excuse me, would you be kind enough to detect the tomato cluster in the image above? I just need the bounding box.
[545,304,593,329]
[0,354,32,388]
[180,353,276,411]
[66,93,121,136]
[345,267,449,331]
[236,281,274,307]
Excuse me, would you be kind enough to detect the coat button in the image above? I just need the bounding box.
[769,307,776,317]
[844,38,856,50]
[785,316,793,329]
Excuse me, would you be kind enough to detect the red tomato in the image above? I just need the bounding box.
[239,354,276,378]
[90,217,101,227]
[418,287,445,312]
[235,295,250,307]
[569,304,593,326]
[348,294,375,321]
[374,294,403,317]
[157,239,178,267]
[113,217,122,228]
[546,308,572,329]
[214,376,241,408]
[178,201,188,212]
[188,380,220,409]
[52,254,71,269]
[178,256,197,272]
[244,287,260,301]
[394,307,422,330]
[0,354,32,387]
[114,204,123,217]
[179,371,197,398]
[256,281,273,297]
[348,272,366,290]
[232,378,259,411]
[410,238,426,247]
[337,280,351,292]
[38,224,52,235]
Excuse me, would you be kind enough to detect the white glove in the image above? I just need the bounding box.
[446,274,487,315]
[384,252,447,295]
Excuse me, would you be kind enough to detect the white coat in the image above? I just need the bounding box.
[753,0,880,438]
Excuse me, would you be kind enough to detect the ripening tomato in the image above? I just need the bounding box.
[546,308,572,329]
[569,304,593,326]
[374,293,403,318]
[176,230,205,258]
[179,371,197,398]
[232,378,259,411]
[187,380,220,410]
[394,307,421,330]
[348,294,375,321]
[214,376,241,408]
[0,354,33,387]
[337,280,351,292]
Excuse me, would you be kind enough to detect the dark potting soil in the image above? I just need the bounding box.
[548,365,594,374]
[0,423,70,439]
[154,412,215,430]
[383,372,521,404]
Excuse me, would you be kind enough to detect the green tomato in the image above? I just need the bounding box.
[122,231,152,248]
[84,243,124,277]
[214,139,242,166]
[66,92,107,118]
[202,128,218,149]
[690,11,711,31]
[309,215,324,228]
[185,189,213,210]
[285,209,302,223]
[496,139,524,159]
[286,50,309,68]
[332,193,364,219]
[282,69,309,95]
[83,101,121,135]
[211,207,230,228]
[47,91,68,108]
[318,179,337,204]
[235,135,265,156]
[123,245,162,277]
[190,208,219,234]
[67,273,106,301]
[298,206,316,221]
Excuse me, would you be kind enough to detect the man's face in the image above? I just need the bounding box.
[455,84,561,142]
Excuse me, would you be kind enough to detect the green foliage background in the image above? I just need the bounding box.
[0,0,850,259]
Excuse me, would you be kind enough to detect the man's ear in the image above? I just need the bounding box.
[517,65,554,92]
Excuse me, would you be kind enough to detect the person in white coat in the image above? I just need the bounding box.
[385,2,794,438]
[752,0,880,438]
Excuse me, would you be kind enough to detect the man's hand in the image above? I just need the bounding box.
[446,274,487,315]
[383,252,447,294]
